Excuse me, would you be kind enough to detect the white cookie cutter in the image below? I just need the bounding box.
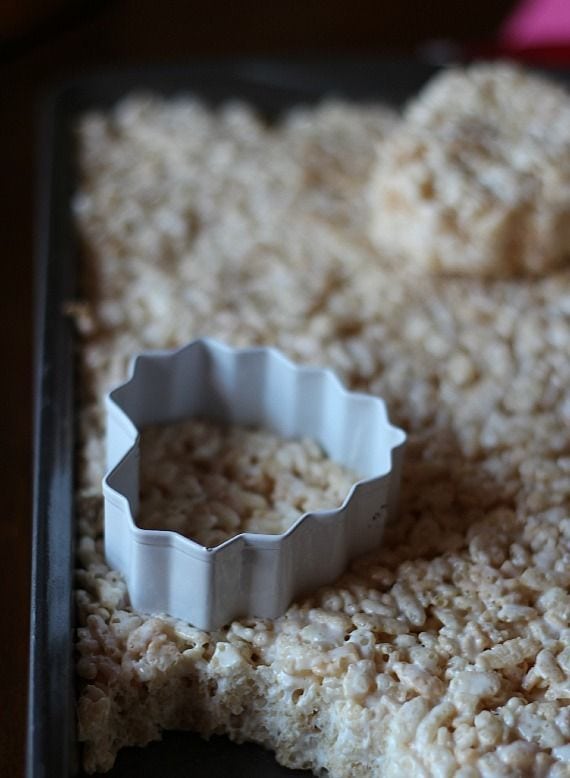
[103,338,406,630]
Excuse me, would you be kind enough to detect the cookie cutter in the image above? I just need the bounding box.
[103,338,406,630]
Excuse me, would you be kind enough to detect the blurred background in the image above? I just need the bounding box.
[2,1,568,776]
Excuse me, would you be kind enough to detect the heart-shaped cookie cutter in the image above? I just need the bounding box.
[103,338,406,630]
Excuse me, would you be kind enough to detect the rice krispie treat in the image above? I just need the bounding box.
[138,419,359,545]
[73,84,570,777]
[368,63,570,276]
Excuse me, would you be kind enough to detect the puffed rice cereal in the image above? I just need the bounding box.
[73,68,570,777]
[368,63,570,276]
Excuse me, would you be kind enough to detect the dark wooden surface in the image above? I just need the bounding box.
[0,1,516,776]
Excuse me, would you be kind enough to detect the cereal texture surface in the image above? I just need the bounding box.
[368,64,570,276]
[74,70,570,777]
[138,419,359,545]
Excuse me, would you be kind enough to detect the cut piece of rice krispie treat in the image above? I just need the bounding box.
[368,63,570,277]
[74,83,570,777]
[138,419,359,545]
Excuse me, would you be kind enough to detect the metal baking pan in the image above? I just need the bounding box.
[29,58,453,778]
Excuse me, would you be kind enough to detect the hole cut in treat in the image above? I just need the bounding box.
[138,418,360,547]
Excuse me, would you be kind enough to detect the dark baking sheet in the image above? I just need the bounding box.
[29,59,448,778]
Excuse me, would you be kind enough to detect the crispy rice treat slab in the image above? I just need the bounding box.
[74,86,570,777]
[368,64,570,277]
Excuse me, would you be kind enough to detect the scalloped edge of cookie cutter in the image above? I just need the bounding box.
[103,338,406,630]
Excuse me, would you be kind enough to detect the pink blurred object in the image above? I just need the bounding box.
[458,0,570,64]
[500,0,570,49]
